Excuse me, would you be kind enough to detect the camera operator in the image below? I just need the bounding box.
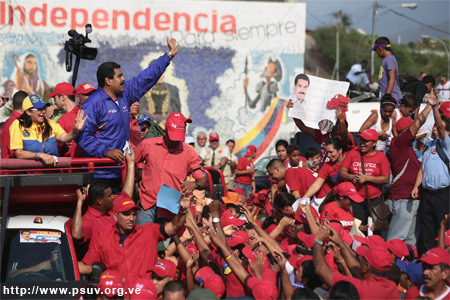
[76,37,179,191]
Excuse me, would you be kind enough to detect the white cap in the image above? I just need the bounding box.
[185,136,195,144]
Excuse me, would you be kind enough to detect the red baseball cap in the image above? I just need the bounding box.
[396,117,414,132]
[45,82,74,98]
[222,192,240,205]
[75,82,97,96]
[209,132,219,141]
[166,112,192,142]
[357,128,379,141]
[97,270,125,298]
[417,247,450,265]
[434,229,450,247]
[130,278,158,300]
[113,193,141,214]
[354,235,386,248]
[297,232,315,249]
[186,242,198,255]
[149,259,177,279]
[356,244,393,271]
[294,205,319,224]
[194,267,226,298]
[247,277,278,300]
[328,222,353,246]
[226,230,250,247]
[333,182,364,203]
[387,239,409,259]
[220,210,246,227]
[231,187,245,197]
[289,254,313,270]
[242,247,270,275]
[245,145,257,157]
[439,101,450,118]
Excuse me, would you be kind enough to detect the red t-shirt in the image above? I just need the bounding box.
[332,272,400,299]
[1,111,21,158]
[285,167,330,198]
[235,157,254,185]
[314,129,355,159]
[320,201,354,231]
[81,206,115,245]
[83,222,164,290]
[129,117,141,151]
[341,149,391,199]
[388,129,421,199]
[404,285,450,300]
[318,161,343,186]
[57,106,82,157]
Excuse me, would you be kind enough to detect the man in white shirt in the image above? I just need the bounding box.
[345,60,369,91]
[437,76,450,100]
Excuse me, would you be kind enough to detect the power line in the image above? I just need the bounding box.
[306,8,328,27]
[384,7,450,35]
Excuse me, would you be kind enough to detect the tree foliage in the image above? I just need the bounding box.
[313,26,449,80]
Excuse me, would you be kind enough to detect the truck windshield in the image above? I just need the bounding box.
[1,229,75,283]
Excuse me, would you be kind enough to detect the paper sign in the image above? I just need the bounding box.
[156,184,182,214]
[20,230,61,244]
[288,74,350,127]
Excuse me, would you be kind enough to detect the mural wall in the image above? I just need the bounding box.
[0,0,306,159]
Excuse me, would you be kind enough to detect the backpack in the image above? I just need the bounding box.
[399,75,420,91]
[143,120,165,139]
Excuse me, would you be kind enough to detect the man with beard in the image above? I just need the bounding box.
[244,58,282,112]
[3,53,49,98]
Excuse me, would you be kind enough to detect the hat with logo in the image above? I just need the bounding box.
[137,113,151,125]
[222,192,240,205]
[97,270,125,298]
[417,247,450,265]
[371,43,391,51]
[185,136,196,145]
[194,267,226,298]
[22,94,50,111]
[333,182,364,203]
[45,82,74,98]
[220,210,246,227]
[75,82,97,96]
[439,101,450,118]
[149,259,177,279]
[166,112,192,142]
[356,244,393,271]
[113,193,141,214]
[387,239,409,259]
[130,278,158,300]
[227,230,250,247]
[209,132,219,141]
[245,145,257,157]
[357,128,379,141]
[396,117,414,132]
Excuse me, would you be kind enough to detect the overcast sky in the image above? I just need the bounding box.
[302,0,449,44]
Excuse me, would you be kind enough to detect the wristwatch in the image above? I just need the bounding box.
[212,217,220,223]
[314,240,324,246]
[166,51,174,58]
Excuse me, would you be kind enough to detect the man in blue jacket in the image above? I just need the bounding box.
[76,38,179,189]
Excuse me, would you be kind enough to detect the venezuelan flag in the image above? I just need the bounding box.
[233,98,288,160]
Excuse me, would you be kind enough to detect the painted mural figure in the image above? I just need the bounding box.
[140,60,181,125]
[3,53,49,98]
[243,58,282,112]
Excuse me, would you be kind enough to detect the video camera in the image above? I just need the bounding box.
[64,24,98,87]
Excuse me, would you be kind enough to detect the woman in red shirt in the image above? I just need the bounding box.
[339,129,391,228]
[303,138,347,200]
[319,182,364,232]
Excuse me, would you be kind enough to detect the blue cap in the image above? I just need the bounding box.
[396,259,424,286]
[137,114,151,125]
[22,94,50,111]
